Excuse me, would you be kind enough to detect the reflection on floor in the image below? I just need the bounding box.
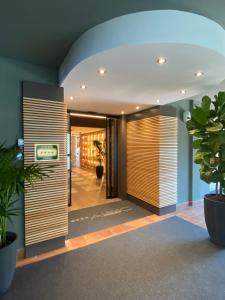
[69,167,120,211]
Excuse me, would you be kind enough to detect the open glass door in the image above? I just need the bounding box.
[106,117,118,198]
[67,117,72,206]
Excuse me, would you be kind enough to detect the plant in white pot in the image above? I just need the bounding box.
[187,92,225,247]
[0,143,51,295]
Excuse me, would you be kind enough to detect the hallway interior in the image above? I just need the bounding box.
[69,167,120,211]
[69,125,120,211]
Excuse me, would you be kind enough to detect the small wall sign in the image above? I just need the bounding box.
[35,144,59,161]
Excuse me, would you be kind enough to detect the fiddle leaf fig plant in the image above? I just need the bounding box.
[187,92,225,199]
[93,140,106,166]
[0,143,52,248]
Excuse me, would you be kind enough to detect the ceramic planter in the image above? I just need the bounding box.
[96,165,104,179]
[204,195,225,247]
[0,232,17,295]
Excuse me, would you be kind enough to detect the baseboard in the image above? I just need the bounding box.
[16,248,25,261]
[25,236,66,258]
[127,194,176,215]
[177,199,203,211]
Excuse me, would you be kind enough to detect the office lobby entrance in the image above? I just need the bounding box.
[3,2,225,298]
[69,126,112,211]
[68,113,120,212]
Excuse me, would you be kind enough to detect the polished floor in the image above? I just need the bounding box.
[69,167,120,211]
[17,200,205,268]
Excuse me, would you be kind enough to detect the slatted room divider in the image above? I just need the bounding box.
[23,98,68,246]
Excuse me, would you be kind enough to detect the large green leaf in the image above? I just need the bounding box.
[217,91,225,107]
[212,95,219,111]
[194,151,204,164]
[221,151,225,161]
[219,112,225,120]
[191,106,208,126]
[200,169,213,184]
[186,119,199,132]
[206,136,222,151]
[201,96,211,112]
[188,129,201,135]
[209,157,219,167]
[211,171,224,183]
[192,139,202,149]
[206,122,223,133]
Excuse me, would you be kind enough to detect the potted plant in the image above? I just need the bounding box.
[187,91,225,247]
[93,140,105,179]
[0,143,51,295]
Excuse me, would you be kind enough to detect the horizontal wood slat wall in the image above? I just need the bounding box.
[127,115,177,209]
[23,98,68,246]
[159,115,177,208]
[127,116,160,206]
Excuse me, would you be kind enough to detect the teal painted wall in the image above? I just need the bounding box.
[192,150,210,200]
[170,99,209,203]
[0,56,58,250]
[192,100,210,201]
[170,100,192,203]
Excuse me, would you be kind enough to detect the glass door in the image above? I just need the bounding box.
[106,117,118,198]
[67,118,72,206]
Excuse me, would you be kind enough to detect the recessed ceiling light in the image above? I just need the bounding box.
[157,57,167,65]
[80,84,87,89]
[70,113,106,119]
[136,106,140,110]
[195,71,204,77]
[156,99,160,103]
[181,89,186,95]
[121,111,124,115]
[69,96,74,100]
[98,68,106,75]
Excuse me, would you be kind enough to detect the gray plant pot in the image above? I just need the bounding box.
[0,232,17,295]
[204,195,225,247]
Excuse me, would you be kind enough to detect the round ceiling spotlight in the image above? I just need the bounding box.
[136,106,140,110]
[80,84,87,89]
[98,68,106,75]
[157,57,167,65]
[181,89,186,95]
[121,111,125,115]
[156,99,160,104]
[69,96,74,100]
[195,71,204,77]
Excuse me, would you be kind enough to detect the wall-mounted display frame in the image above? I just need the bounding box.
[35,144,59,161]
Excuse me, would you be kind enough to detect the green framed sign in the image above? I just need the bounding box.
[35,144,59,161]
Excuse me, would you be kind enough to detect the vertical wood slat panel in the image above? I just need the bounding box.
[127,115,177,209]
[23,98,68,246]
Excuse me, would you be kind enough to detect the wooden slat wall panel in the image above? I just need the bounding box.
[127,116,160,207]
[127,115,177,209]
[159,115,177,208]
[23,98,68,246]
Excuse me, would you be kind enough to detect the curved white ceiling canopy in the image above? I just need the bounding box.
[60,10,225,115]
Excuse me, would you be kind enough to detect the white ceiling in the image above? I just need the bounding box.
[63,43,225,115]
